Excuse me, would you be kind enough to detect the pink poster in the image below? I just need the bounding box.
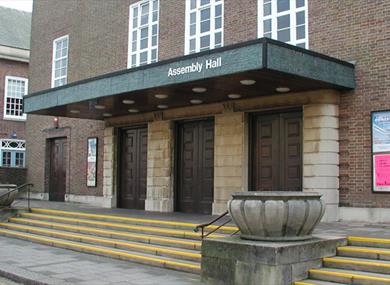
[374,154,390,191]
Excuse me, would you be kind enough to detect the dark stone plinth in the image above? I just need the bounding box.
[201,235,347,285]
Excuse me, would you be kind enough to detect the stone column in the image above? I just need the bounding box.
[303,104,339,222]
[213,112,248,214]
[102,127,116,207]
[145,120,174,212]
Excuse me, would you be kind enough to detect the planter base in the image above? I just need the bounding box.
[240,234,313,241]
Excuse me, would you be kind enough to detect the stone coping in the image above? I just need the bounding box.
[231,191,322,199]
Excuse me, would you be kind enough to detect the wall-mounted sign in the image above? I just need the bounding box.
[372,111,390,153]
[372,110,390,192]
[87,137,97,187]
[168,57,222,77]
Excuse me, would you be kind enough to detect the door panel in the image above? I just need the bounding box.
[120,127,147,209]
[177,119,214,214]
[252,111,302,191]
[49,138,67,201]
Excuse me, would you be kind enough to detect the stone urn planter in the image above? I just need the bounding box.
[228,192,325,241]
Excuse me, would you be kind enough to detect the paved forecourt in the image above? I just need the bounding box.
[0,236,201,285]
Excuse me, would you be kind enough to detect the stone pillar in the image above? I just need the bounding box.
[213,112,247,214]
[303,104,339,222]
[145,120,174,212]
[102,127,116,207]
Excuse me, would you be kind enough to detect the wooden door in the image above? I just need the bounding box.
[119,127,147,209]
[49,138,67,201]
[177,119,214,214]
[252,111,302,191]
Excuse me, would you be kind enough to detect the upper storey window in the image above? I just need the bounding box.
[185,0,224,54]
[52,35,69,88]
[3,76,27,121]
[258,0,308,48]
[128,0,159,68]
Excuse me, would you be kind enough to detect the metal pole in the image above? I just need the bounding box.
[27,185,30,212]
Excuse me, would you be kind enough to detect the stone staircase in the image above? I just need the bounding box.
[0,208,237,274]
[295,236,390,285]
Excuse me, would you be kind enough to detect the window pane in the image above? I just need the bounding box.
[131,54,136,65]
[141,27,148,38]
[296,0,305,8]
[151,49,157,61]
[133,7,138,17]
[152,11,158,22]
[152,24,158,35]
[215,4,222,17]
[215,17,222,29]
[140,38,148,49]
[190,38,196,51]
[263,19,272,33]
[190,24,196,36]
[190,12,196,24]
[200,0,210,6]
[152,35,157,46]
[296,42,306,48]
[263,3,271,16]
[152,0,158,10]
[200,35,210,48]
[141,14,148,26]
[215,32,222,45]
[277,15,290,29]
[200,8,210,21]
[190,0,196,10]
[296,11,305,25]
[277,0,289,12]
[296,26,305,40]
[132,41,137,52]
[200,20,210,33]
[277,29,290,42]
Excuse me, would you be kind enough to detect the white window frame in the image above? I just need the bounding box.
[0,139,26,168]
[127,0,160,68]
[3,75,28,121]
[51,35,69,88]
[257,0,309,48]
[184,0,224,55]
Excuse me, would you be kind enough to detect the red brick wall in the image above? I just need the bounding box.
[0,59,28,140]
[309,0,390,208]
[28,0,390,207]
[0,167,26,185]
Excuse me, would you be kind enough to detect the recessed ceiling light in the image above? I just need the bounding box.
[240,79,256,86]
[103,113,112,117]
[154,94,168,99]
[227,94,242,99]
[94,104,105,109]
[128,108,139,113]
[70,110,80,114]
[192,87,207,93]
[276,87,290,93]
[123,99,135,104]
[190,99,203,104]
[157,104,168,109]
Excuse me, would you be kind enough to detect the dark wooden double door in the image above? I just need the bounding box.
[251,111,302,191]
[49,138,67,202]
[176,119,214,214]
[119,127,147,209]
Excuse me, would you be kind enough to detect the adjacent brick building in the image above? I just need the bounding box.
[0,7,31,185]
[25,0,390,222]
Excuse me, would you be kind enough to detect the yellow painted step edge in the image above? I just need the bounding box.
[337,246,390,255]
[348,236,390,244]
[294,282,317,285]
[0,223,200,259]
[324,257,390,268]
[7,218,202,248]
[309,269,390,283]
[0,229,200,271]
[31,208,238,232]
[19,213,225,238]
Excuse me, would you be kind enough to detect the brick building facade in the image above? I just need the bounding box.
[0,7,31,185]
[25,0,390,222]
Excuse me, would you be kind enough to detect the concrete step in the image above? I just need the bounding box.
[309,267,390,285]
[0,222,201,262]
[0,228,201,274]
[30,207,238,234]
[337,246,390,261]
[16,213,226,240]
[295,279,348,285]
[6,217,202,250]
[323,256,390,275]
[348,236,390,249]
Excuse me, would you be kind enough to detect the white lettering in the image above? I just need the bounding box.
[167,57,221,77]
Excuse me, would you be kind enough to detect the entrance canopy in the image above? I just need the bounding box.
[24,38,355,120]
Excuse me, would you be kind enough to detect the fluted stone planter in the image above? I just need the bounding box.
[0,184,17,207]
[228,191,325,241]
